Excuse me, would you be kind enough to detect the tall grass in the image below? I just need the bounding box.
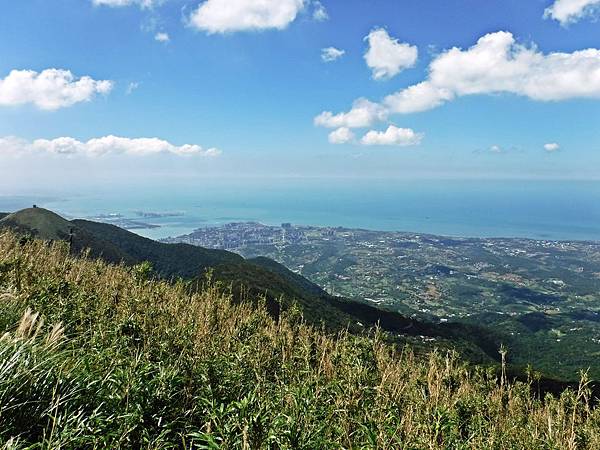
[0,230,599,449]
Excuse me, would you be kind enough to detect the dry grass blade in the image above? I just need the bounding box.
[45,322,65,348]
[16,308,43,340]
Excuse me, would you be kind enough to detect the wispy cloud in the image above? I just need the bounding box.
[544,0,600,25]
[472,144,524,155]
[154,32,170,42]
[92,0,158,8]
[0,135,221,157]
[126,82,139,95]
[321,47,345,62]
[312,1,328,21]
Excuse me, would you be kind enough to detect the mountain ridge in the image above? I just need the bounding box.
[0,207,501,363]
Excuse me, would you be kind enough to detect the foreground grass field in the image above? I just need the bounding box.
[1,231,599,449]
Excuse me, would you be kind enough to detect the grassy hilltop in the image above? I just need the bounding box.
[1,231,600,448]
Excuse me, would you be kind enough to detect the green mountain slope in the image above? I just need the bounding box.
[73,218,244,279]
[0,207,501,363]
[1,232,598,448]
[249,256,328,297]
[70,219,363,330]
[0,208,131,264]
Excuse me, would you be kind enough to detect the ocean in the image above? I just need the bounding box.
[2,179,599,242]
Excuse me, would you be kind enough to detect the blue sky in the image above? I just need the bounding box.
[1,0,600,189]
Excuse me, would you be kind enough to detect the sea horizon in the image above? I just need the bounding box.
[2,178,599,243]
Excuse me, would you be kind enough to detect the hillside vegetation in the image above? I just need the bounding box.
[0,208,504,364]
[1,231,600,448]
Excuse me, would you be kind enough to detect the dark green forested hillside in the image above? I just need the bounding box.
[73,218,244,278]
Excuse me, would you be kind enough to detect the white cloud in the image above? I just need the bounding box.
[0,135,221,157]
[154,32,170,42]
[314,98,387,128]
[364,28,418,80]
[544,0,600,25]
[360,126,423,146]
[477,144,524,155]
[386,30,600,113]
[312,1,328,21]
[92,0,157,8]
[126,82,139,94]
[328,127,355,144]
[490,145,504,153]
[321,47,345,62]
[424,31,600,101]
[544,142,561,152]
[189,0,306,33]
[0,69,113,111]
[317,31,600,129]
[384,82,453,114]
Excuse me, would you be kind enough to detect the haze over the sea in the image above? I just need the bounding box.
[2,178,599,242]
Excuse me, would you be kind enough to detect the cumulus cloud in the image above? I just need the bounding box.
[189,0,306,33]
[314,98,387,128]
[154,32,170,42]
[0,69,113,111]
[321,47,345,62]
[544,0,600,25]
[544,142,560,152]
[328,127,355,144]
[0,135,221,158]
[316,31,600,129]
[364,28,418,80]
[386,31,600,113]
[384,82,453,115]
[92,0,157,8]
[360,126,423,146]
